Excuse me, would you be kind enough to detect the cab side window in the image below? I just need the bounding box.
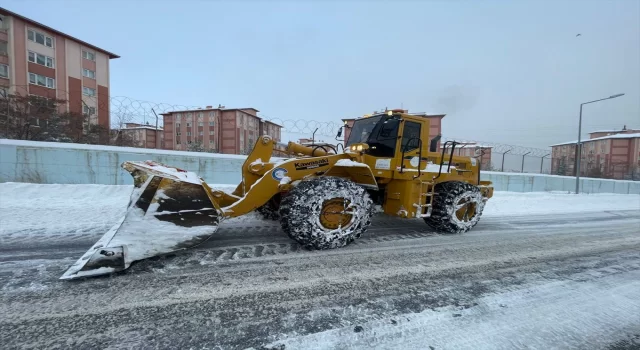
[401,121,421,152]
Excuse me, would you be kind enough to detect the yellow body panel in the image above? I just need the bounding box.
[201,111,493,221]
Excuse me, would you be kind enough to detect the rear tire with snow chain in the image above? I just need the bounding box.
[424,181,485,234]
[279,176,374,250]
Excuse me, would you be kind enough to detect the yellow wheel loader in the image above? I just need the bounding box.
[60,110,493,280]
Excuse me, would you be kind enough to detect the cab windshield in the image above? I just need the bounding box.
[346,115,401,157]
[346,116,383,146]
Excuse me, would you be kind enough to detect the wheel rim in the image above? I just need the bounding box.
[319,198,353,229]
[454,194,478,222]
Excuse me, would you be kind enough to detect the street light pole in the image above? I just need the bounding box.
[575,93,625,194]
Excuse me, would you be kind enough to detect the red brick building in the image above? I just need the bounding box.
[121,123,164,149]
[161,106,282,154]
[551,126,640,180]
[0,7,119,129]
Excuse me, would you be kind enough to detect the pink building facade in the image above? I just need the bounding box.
[162,106,282,154]
[551,127,640,180]
[0,7,119,129]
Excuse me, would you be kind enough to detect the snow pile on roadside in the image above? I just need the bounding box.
[0,182,237,237]
[0,183,638,237]
[483,191,639,217]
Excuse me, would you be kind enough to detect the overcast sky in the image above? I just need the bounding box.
[5,0,639,148]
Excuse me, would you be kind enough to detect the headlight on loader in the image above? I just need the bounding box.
[349,143,369,152]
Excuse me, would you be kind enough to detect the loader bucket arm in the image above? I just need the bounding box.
[60,161,223,280]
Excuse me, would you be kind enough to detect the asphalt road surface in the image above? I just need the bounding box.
[1,210,640,350]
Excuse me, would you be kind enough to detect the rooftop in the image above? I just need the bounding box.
[342,112,446,122]
[160,107,283,128]
[160,107,260,115]
[550,133,640,147]
[0,7,120,59]
[588,128,640,134]
[122,126,164,131]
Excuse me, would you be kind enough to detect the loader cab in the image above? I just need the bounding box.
[345,112,425,159]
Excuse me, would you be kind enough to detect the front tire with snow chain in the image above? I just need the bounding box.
[424,181,486,234]
[279,176,374,250]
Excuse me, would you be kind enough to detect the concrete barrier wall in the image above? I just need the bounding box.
[480,171,640,195]
[0,139,260,185]
[1,139,639,194]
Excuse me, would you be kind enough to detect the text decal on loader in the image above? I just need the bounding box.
[294,158,329,170]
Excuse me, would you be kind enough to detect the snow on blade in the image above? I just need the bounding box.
[127,160,204,185]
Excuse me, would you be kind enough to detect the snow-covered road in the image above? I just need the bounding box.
[0,183,639,349]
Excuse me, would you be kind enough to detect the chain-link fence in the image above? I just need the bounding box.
[7,84,615,177]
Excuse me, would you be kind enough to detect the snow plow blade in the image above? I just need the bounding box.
[60,161,222,280]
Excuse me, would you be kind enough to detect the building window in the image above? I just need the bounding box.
[82,87,96,96]
[83,69,95,79]
[199,131,203,136]
[82,50,95,61]
[0,41,7,55]
[83,105,96,115]
[176,123,180,128]
[28,51,54,68]
[186,122,191,127]
[28,72,55,88]
[0,64,7,78]
[209,121,214,126]
[209,112,215,118]
[27,29,53,48]
[188,140,192,144]
[176,131,181,136]
[176,138,180,144]
[209,131,214,135]
[187,131,191,136]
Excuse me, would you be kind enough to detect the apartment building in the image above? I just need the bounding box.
[550,126,640,180]
[342,110,445,150]
[161,106,282,154]
[121,123,164,149]
[0,7,119,128]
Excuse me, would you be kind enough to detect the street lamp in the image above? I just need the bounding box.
[575,93,625,194]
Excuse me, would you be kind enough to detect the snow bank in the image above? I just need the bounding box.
[0,182,237,237]
[1,183,638,238]
[483,191,640,217]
